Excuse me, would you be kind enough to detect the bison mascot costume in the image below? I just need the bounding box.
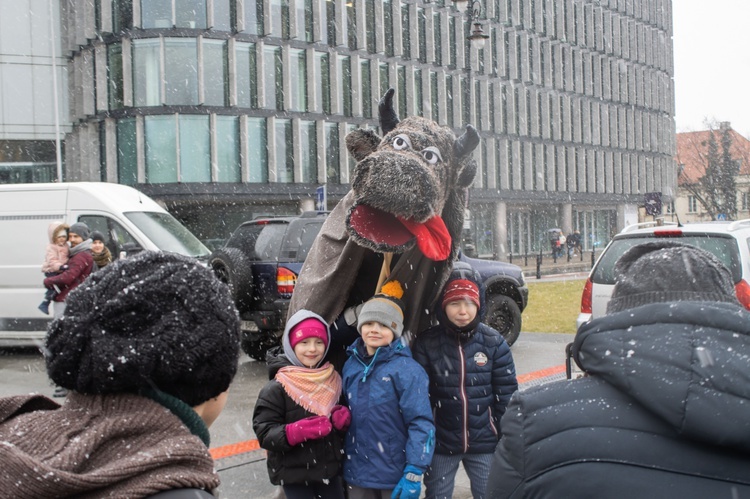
[287,89,479,362]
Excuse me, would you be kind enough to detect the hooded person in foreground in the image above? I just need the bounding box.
[0,251,241,498]
[486,241,750,498]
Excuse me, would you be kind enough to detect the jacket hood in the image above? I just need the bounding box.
[282,310,331,368]
[264,346,293,379]
[574,300,750,452]
[47,221,69,243]
[346,336,413,363]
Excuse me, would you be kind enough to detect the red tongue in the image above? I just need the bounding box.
[397,216,452,261]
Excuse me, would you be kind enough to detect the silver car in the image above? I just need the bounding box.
[577,220,750,330]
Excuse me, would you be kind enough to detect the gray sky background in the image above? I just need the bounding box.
[672,0,750,138]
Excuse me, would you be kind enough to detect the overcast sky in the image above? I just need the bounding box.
[672,0,750,138]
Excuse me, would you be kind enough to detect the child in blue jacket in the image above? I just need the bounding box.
[342,282,435,499]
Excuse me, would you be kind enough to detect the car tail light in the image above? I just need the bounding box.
[734,279,750,310]
[580,278,593,314]
[653,229,683,237]
[277,267,297,296]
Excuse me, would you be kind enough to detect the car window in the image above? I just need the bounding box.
[592,234,742,285]
[228,224,263,253]
[78,215,138,260]
[279,219,324,262]
[254,224,286,261]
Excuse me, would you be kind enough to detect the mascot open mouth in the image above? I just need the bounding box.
[348,204,452,261]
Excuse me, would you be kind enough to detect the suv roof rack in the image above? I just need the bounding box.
[726,219,750,232]
[620,220,678,234]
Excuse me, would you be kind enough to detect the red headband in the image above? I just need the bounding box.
[442,279,480,309]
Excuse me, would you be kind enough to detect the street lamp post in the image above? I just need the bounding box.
[452,0,489,127]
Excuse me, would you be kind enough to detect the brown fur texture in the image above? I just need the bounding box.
[289,89,479,339]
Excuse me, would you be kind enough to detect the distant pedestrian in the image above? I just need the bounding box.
[413,262,517,499]
[38,221,69,315]
[43,222,94,319]
[90,230,112,268]
[487,241,750,498]
[0,251,241,498]
[342,282,435,499]
[253,310,349,499]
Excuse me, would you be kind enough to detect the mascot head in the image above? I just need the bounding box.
[344,88,479,261]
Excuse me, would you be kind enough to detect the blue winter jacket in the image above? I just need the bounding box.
[342,338,435,489]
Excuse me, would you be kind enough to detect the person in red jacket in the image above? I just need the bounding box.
[43,222,94,319]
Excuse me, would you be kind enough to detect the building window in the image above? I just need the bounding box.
[361,59,372,118]
[301,0,313,41]
[213,0,231,30]
[366,0,376,53]
[108,43,124,110]
[141,0,172,28]
[133,38,161,106]
[275,118,294,183]
[397,65,407,116]
[339,55,352,117]
[112,0,133,32]
[203,39,227,106]
[290,49,307,112]
[241,0,263,35]
[433,12,442,65]
[384,0,394,57]
[401,3,410,58]
[418,7,426,63]
[164,38,199,105]
[247,117,267,182]
[449,15,456,67]
[325,122,340,184]
[179,115,211,182]
[175,0,207,28]
[430,71,439,122]
[688,195,698,213]
[236,42,258,108]
[300,120,317,183]
[145,115,178,183]
[117,118,137,185]
[140,0,213,29]
[325,0,335,46]
[742,192,749,211]
[315,52,330,113]
[347,1,357,49]
[379,62,389,102]
[270,0,289,38]
[215,116,240,182]
[446,73,454,128]
[264,45,283,110]
[414,68,423,116]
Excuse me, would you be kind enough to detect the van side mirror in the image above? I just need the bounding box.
[119,242,143,259]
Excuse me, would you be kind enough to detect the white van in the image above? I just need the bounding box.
[0,182,210,345]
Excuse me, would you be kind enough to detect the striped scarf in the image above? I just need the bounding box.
[275,362,342,416]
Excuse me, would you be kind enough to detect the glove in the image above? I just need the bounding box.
[285,415,332,446]
[391,465,423,499]
[343,303,364,326]
[330,405,351,431]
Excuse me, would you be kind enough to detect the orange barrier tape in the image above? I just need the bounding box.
[516,364,566,384]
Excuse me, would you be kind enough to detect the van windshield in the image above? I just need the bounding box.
[125,211,210,259]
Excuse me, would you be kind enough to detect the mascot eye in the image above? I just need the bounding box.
[392,134,412,151]
[421,147,443,165]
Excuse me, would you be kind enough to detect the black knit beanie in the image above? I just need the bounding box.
[606,241,739,314]
[46,251,241,406]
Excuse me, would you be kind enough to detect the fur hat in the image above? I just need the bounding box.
[90,230,106,243]
[358,281,406,339]
[68,222,90,240]
[442,278,480,309]
[290,318,329,349]
[607,241,739,314]
[45,251,241,406]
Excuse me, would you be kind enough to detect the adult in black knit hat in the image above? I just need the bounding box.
[46,250,241,406]
[488,241,750,498]
[0,251,241,498]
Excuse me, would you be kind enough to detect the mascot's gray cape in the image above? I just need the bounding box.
[288,89,479,339]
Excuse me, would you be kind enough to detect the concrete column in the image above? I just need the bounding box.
[561,203,573,235]
[495,201,507,259]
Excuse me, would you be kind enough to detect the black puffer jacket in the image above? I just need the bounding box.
[487,301,750,498]
[412,264,517,455]
[252,349,344,486]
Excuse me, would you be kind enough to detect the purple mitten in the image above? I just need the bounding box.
[285,415,332,446]
[331,405,351,431]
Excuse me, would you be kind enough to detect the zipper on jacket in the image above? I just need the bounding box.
[458,343,469,453]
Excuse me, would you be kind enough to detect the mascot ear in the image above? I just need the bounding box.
[346,128,382,162]
[457,160,477,188]
[379,88,400,135]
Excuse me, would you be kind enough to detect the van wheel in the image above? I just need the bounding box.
[210,248,253,310]
[485,294,522,346]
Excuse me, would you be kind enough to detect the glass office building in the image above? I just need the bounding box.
[56,0,675,255]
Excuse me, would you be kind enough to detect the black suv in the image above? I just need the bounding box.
[210,212,528,359]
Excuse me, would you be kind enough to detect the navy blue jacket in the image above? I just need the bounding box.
[413,321,517,454]
[342,339,435,489]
